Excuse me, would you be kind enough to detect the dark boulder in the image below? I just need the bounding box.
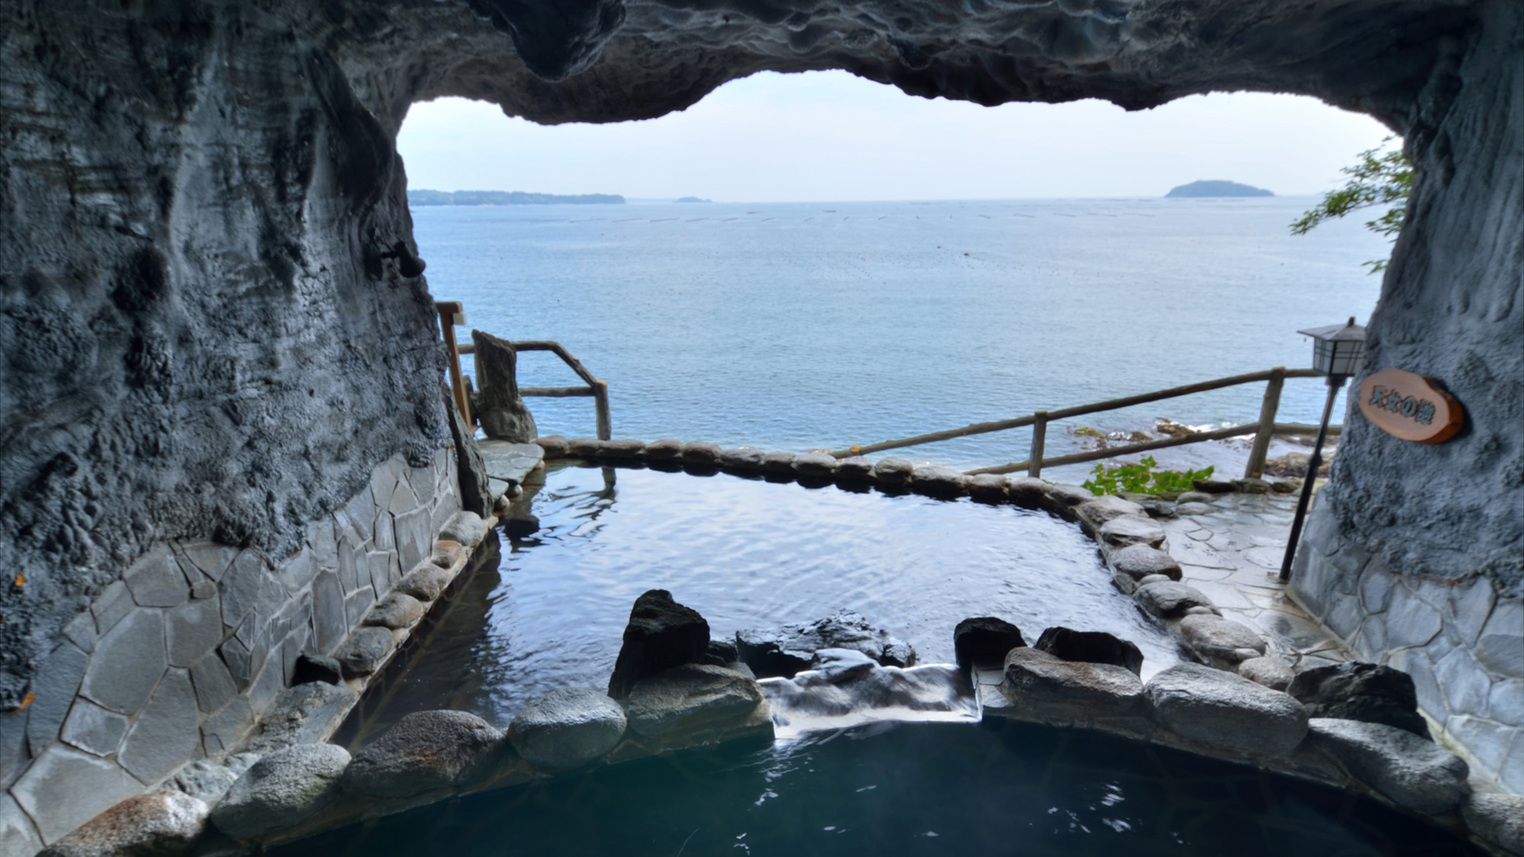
[1034,627,1144,676]
[1287,662,1430,738]
[953,617,1026,671]
[607,590,711,700]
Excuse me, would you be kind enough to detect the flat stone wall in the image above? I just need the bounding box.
[0,449,461,854]
[1292,504,1524,793]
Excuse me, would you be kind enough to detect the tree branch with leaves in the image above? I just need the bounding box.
[1291,136,1412,273]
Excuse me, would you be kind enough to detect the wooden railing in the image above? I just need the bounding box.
[829,368,1341,479]
[436,303,611,440]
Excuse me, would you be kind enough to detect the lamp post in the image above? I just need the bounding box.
[1280,317,1366,583]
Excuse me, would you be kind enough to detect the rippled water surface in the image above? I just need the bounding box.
[340,465,1180,741]
[417,197,1383,474]
[293,720,1480,857]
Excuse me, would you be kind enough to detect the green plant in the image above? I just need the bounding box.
[1082,456,1214,496]
[1290,136,1412,274]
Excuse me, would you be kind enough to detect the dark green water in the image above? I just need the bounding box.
[277,720,1478,857]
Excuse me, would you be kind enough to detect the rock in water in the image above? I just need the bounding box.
[1308,718,1469,814]
[39,791,208,857]
[736,610,915,678]
[607,590,711,700]
[209,744,349,839]
[999,647,1145,726]
[953,617,1026,671]
[625,663,766,738]
[508,687,627,770]
[343,710,502,798]
[1034,627,1144,676]
[1145,663,1308,758]
[473,330,537,442]
[1287,662,1430,738]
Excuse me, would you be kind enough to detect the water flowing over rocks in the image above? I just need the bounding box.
[1308,718,1470,815]
[507,688,627,771]
[736,610,916,678]
[758,650,978,739]
[209,745,349,840]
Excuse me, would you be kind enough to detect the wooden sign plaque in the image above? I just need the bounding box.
[1358,368,1464,444]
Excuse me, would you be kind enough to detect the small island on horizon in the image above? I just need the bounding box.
[1165,180,1274,198]
[409,189,624,206]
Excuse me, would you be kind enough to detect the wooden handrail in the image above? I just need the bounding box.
[443,326,611,440]
[828,367,1339,480]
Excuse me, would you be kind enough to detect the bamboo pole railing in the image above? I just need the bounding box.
[829,367,1338,479]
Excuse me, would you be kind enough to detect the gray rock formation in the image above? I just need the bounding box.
[1109,545,1183,582]
[1136,581,1216,619]
[472,331,538,443]
[999,647,1145,726]
[209,744,349,840]
[607,590,711,700]
[1461,792,1524,856]
[343,710,502,799]
[758,650,976,738]
[1178,613,1268,664]
[1146,663,1309,758]
[625,664,766,739]
[1308,718,1469,814]
[507,687,627,771]
[36,791,207,857]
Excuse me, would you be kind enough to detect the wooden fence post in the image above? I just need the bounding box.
[1244,367,1285,479]
[593,380,611,440]
[1028,411,1048,478]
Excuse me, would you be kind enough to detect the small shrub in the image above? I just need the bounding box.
[1083,456,1214,496]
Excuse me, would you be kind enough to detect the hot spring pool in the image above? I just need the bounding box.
[315,465,1480,856]
[338,463,1179,741]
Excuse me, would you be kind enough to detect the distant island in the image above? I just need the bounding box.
[675,196,712,203]
[1165,180,1274,198]
[408,189,624,206]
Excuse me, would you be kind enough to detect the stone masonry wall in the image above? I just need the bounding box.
[0,450,460,852]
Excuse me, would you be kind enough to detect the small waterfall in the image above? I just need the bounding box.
[757,648,980,739]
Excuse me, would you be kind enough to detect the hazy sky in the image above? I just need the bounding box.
[398,70,1393,203]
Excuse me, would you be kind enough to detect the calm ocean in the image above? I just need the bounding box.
[415,196,1384,476]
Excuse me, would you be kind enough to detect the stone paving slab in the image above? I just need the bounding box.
[1158,494,1353,671]
[477,441,545,499]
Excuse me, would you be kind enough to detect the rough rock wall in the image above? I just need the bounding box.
[0,1,451,710]
[1292,0,1522,791]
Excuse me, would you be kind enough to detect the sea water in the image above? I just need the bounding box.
[416,196,1385,474]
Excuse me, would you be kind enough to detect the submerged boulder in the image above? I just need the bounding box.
[508,687,627,771]
[607,590,711,700]
[736,610,915,678]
